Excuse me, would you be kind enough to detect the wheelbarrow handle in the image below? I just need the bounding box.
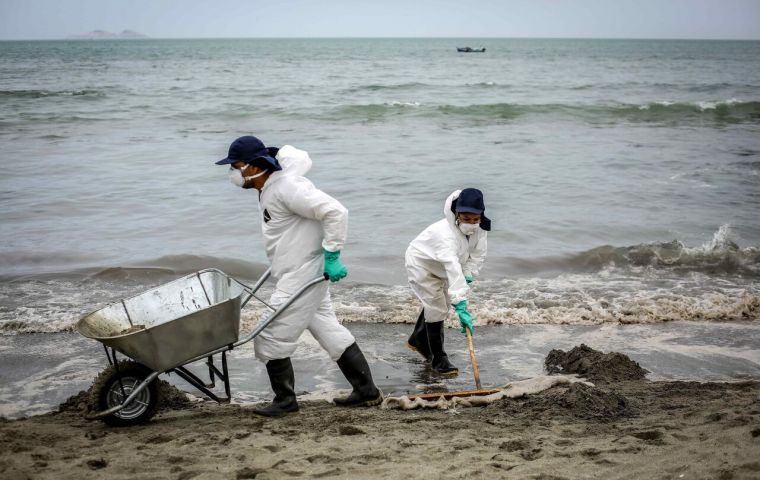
[229,268,272,310]
[233,274,328,348]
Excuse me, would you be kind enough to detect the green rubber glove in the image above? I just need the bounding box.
[323,249,348,282]
[465,274,473,284]
[453,300,473,335]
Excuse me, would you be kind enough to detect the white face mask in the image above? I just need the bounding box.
[228,165,267,187]
[458,222,479,236]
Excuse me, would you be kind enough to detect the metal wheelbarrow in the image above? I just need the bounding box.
[76,267,325,426]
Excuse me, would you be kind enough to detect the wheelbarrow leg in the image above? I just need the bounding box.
[222,351,231,399]
[173,365,230,403]
[206,355,216,388]
[204,352,231,397]
[109,348,128,400]
[103,345,113,366]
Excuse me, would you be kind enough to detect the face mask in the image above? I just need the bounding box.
[228,165,267,187]
[458,221,479,236]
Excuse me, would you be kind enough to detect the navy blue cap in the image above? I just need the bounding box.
[215,135,282,171]
[451,188,492,231]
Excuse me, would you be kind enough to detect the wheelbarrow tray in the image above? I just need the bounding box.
[76,269,244,372]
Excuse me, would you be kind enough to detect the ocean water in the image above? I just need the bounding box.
[1,38,760,334]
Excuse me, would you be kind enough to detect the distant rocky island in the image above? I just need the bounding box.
[67,30,149,39]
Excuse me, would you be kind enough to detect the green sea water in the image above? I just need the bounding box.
[1,38,759,331]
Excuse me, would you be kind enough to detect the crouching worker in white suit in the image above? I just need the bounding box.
[405,188,490,375]
[216,135,382,417]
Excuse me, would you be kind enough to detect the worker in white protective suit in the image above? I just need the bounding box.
[215,135,382,417]
[405,188,490,375]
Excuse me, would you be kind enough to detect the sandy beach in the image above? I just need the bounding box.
[2,346,759,480]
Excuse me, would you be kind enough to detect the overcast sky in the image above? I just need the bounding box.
[1,0,759,40]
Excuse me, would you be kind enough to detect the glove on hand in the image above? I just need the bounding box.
[453,300,474,335]
[465,274,473,284]
[323,249,348,282]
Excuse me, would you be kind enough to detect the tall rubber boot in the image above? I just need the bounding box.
[253,358,299,417]
[406,310,431,360]
[426,321,459,375]
[333,343,383,407]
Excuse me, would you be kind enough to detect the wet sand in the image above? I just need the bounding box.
[3,321,760,419]
[2,347,760,479]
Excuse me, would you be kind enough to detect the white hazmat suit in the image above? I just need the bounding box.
[405,190,488,324]
[253,145,355,362]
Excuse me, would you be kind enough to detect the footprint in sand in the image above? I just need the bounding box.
[631,429,665,444]
[499,438,531,452]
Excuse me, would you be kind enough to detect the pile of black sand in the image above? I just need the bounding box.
[57,379,191,415]
[544,344,649,383]
[494,344,646,420]
[501,382,637,421]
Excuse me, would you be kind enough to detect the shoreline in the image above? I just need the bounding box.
[2,345,760,479]
[2,322,760,420]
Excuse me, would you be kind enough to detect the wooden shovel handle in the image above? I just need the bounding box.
[465,327,481,389]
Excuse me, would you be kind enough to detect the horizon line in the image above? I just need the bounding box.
[2,35,760,42]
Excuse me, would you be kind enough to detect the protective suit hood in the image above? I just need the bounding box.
[260,145,313,195]
[274,145,313,177]
[443,191,460,233]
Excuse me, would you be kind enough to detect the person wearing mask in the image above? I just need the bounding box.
[216,135,382,417]
[405,188,490,374]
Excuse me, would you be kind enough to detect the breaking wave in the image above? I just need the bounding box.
[4,269,757,335]
[330,99,760,124]
[0,254,269,283]
[345,82,431,92]
[1,228,758,334]
[0,89,104,99]
[2,272,759,335]
[508,226,760,277]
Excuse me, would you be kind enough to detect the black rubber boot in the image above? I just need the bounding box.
[333,343,383,407]
[406,310,431,360]
[253,358,299,417]
[426,321,459,375]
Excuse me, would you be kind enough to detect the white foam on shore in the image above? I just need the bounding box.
[2,273,757,335]
[325,273,760,327]
[1,228,758,335]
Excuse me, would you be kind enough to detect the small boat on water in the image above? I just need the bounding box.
[457,47,486,53]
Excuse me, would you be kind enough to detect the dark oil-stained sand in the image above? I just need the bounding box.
[2,347,759,480]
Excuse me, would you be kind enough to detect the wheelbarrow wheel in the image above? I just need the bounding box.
[90,360,160,426]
